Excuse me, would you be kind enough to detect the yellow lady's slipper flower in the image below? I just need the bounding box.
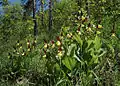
[34,40,37,43]
[78,31,81,35]
[28,48,30,52]
[43,54,46,58]
[81,24,85,27]
[111,33,116,37]
[70,33,72,36]
[17,52,20,55]
[82,16,85,21]
[22,53,25,56]
[57,51,63,57]
[75,20,78,23]
[93,24,96,28]
[27,42,30,45]
[17,43,19,46]
[56,41,61,46]
[98,24,102,29]
[96,31,101,34]
[67,34,71,38]
[16,40,20,46]
[67,33,73,38]
[87,27,92,32]
[78,16,81,20]
[44,43,48,48]
[19,46,22,49]
[51,44,55,48]
[75,15,77,17]
[60,36,63,39]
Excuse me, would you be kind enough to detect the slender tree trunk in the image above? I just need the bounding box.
[86,0,90,19]
[112,16,116,33]
[53,0,57,6]
[48,0,52,31]
[41,0,44,26]
[76,0,81,7]
[76,0,82,17]
[95,0,101,23]
[2,0,8,5]
[33,0,38,36]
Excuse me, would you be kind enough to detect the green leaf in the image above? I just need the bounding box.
[55,63,61,71]
[67,44,76,57]
[94,35,101,50]
[107,44,115,58]
[62,57,76,71]
[82,40,88,52]
[87,40,93,49]
[89,53,98,65]
[73,33,83,49]
[56,78,66,86]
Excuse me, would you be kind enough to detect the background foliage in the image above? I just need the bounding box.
[0,0,120,86]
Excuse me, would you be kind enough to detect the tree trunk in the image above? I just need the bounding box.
[76,0,82,17]
[41,0,44,26]
[76,0,81,7]
[48,0,52,31]
[2,0,8,6]
[112,16,116,33]
[86,0,90,19]
[33,0,38,36]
